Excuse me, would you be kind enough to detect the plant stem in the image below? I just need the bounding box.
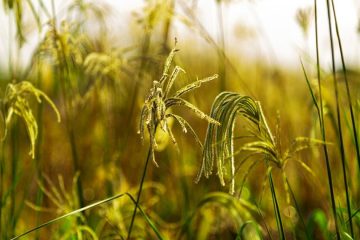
[330,2,357,235]
[127,141,154,239]
[34,3,45,237]
[258,104,285,239]
[313,0,340,238]
[268,169,285,240]
[10,121,19,238]
[325,0,348,238]
[330,0,360,177]
[0,141,4,239]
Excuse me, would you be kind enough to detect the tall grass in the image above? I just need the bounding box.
[128,45,218,238]
[1,0,360,239]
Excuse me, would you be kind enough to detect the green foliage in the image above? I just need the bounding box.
[306,209,330,239]
[180,192,260,239]
[13,191,164,240]
[0,0,359,239]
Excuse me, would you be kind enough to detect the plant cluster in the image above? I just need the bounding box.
[0,0,359,239]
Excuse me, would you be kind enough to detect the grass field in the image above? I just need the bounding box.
[0,0,360,239]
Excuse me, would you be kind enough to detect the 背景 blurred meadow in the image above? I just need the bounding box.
[0,0,360,239]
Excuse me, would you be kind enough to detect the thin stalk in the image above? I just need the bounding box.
[34,3,45,236]
[0,141,4,240]
[268,169,285,240]
[258,106,285,239]
[313,0,339,238]
[9,122,19,238]
[34,15,44,240]
[330,0,360,175]
[325,0,352,237]
[12,192,163,240]
[127,124,157,239]
[330,3,358,235]
[34,128,44,240]
[257,103,286,240]
[6,11,16,240]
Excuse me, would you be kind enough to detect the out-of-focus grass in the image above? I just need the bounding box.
[0,0,359,239]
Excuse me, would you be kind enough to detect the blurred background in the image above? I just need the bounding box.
[0,0,360,239]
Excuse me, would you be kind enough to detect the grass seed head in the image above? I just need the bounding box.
[139,44,218,166]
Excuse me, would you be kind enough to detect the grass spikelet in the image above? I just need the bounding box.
[83,51,122,77]
[198,91,327,200]
[138,45,218,165]
[174,74,219,98]
[129,44,218,239]
[196,92,260,194]
[1,81,60,158]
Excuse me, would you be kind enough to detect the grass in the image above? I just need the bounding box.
[0,0,359,239]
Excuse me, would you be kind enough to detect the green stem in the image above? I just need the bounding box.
[127,140,154,239]
[0,141,4,239]
[313,0,339,238]
[330,0,360,176]
[10,122,19,238]
[327,0,354,238]
[34,4,44,239]
[127,124,157,240]
[268,169,285,240]
[329,2,357,236]
[325,0,348,238]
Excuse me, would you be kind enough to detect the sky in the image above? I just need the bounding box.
[176,0,360,67]
[0,0,359,70]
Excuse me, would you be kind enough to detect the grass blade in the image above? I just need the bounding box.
[11,192,163,240]
[325,0,351,237]
[312,0,340,237]
[330,0,360,180]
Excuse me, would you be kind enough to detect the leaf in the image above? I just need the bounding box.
[12,193,164,240]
